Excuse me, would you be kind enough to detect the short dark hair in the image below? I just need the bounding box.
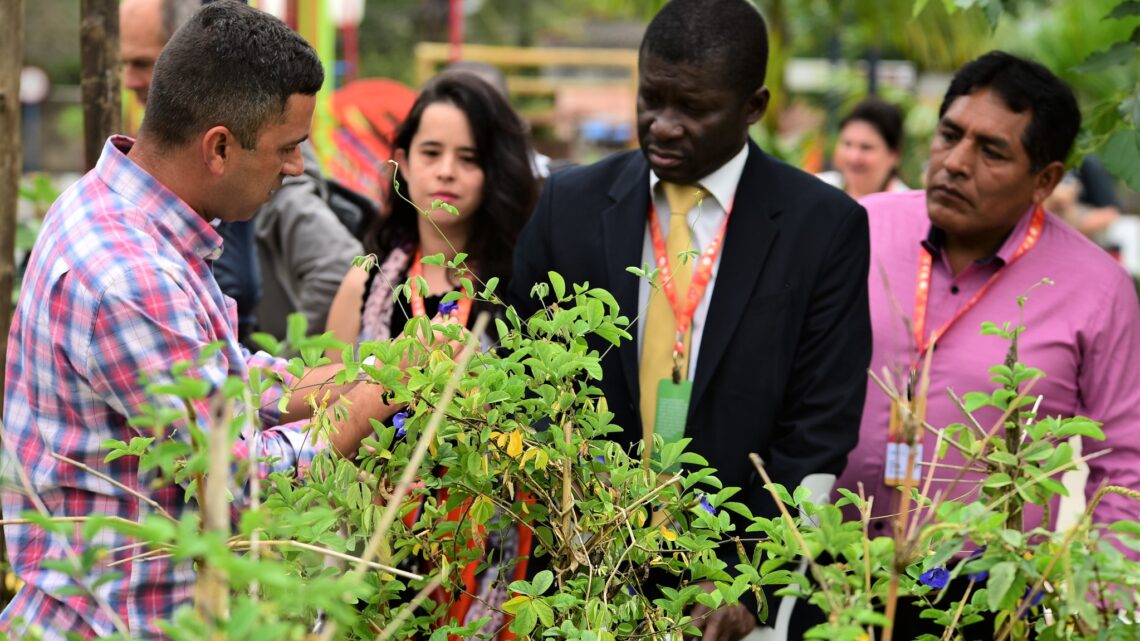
[842,97,905,153]
[940,50,1080,172]
[367,71,538,288]
[141,0,324,150]
[640,0,768,97]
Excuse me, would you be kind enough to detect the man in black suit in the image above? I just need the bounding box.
[509,1,871,638]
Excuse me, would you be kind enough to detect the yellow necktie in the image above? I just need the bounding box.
[640,182,707,455]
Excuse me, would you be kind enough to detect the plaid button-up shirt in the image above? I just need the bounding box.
[1,137,326,639]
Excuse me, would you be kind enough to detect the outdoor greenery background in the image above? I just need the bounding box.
[18,0,1140,198]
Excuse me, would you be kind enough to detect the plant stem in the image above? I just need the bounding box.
[0,422,131,637]
[318,312,489,641]
[198,396,232,640]
[748,453,841,617]
[49,452,176,522]
[373,576,442,641]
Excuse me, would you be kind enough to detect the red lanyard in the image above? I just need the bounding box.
[912,204,1046,361]
[646,198,732,360]
[408,247,473,325]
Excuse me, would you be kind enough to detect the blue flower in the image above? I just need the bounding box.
[438,300,459,315]
[1019,586,1045,618]
[393,412,409,438]
[625,584,636,596]
[698,494,717,516]
[593,455,606,463]
[918,566,950,589]
[965,546,988,582]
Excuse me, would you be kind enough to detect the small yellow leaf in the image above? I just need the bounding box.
[660,525,677,541]
[632,509,647,527]
[502,595,530,614]
[507,430,524,458]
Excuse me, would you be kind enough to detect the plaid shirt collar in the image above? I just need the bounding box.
[97,135,224,262]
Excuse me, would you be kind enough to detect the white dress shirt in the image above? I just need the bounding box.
[637,143,750,380]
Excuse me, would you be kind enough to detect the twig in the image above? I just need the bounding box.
[318,312,490,641]
[49,452,176,522]
[749,453,841,616]
[0,422,131,637]
[228,540,422,581]
[373,576,443,641]
[868,370,973,458]
[939,580,974,641]
[945,388,988,439]
[198,396,232,639]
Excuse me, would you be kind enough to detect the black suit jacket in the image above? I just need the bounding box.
[508,140,871,546]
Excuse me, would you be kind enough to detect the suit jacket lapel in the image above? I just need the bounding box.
[691,143,782,411]
[602,153,651,408]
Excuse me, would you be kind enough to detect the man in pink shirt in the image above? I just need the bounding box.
[837,50,1140,546]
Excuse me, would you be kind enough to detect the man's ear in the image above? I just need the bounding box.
[744,86,770,126]
[1031,160,1067,205]
[201,125,235,177]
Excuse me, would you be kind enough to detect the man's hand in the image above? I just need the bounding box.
[686,581,756,641]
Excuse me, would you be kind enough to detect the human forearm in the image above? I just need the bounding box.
[326,382,403,459]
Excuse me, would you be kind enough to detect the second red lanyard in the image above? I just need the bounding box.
[912,204,1046,362]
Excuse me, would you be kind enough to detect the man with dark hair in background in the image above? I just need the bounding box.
[120,0,365,343]
[836,50,1140,637]
[120,0,264,345]
[510,1,872,638]
[1,3,400,638]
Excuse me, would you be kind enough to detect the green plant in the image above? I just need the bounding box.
[744,288,1140,641]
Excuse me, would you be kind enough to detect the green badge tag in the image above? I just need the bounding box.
[654,377,692,448]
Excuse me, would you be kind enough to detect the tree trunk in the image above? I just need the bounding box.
[80,0,120,171]
[0,0,25,609]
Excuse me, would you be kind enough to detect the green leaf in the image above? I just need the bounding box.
[1075,42,1140,74]
[1055,417,1105,441]
[1109,520,1140,537]
[532,598,555,627]
[963,392,992,413]
[286,313,308,346]
[766,483,793,506]
[482,276,500,299]
[470,495,495,526]
[986,561,1017,611]
[987,451,1018,466]
[421,252,446,266]
[548,272,566,300]
[509,604,538,636]
[1107,0,1140,19]
[983,473,1012,488]
[532,570,553,596]
[502,595,531,613]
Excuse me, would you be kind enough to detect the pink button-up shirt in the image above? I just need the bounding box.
[837,190,1140,539]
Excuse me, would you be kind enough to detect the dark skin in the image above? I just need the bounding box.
[637,54,769,186]
[925,88,1065,275]
[636,52,768,641]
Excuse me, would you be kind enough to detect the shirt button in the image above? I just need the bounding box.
[950,285,960,295]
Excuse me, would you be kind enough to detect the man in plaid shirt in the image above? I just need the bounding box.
[0,3,399,638]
